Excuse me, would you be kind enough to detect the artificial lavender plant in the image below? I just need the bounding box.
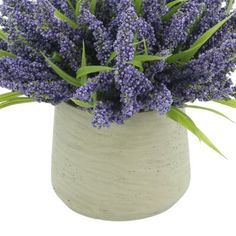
[0,0,236,156]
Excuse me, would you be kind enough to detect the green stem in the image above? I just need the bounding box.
[0,98,34,109]
[0,92,22,102]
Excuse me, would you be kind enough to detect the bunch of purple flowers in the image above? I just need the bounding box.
[1,0,236,155]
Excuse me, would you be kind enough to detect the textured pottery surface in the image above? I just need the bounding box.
[51,103,191,221]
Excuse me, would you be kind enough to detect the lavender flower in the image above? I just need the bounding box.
[92,101,113,128]
[143,0,167,35]
[163,1,206,49]
[0,57,74,104]
[80,4,113,64]
[0,0,236,128]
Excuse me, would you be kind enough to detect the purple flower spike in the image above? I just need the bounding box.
[0,0,236,127]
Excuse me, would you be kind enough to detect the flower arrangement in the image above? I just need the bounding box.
[0,0,236,156]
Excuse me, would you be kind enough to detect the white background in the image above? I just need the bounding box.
[1,2,236,236]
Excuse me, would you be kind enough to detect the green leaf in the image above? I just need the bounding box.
[76,66,114,79]
[0,29,8,41]
[128,60,144,71]
[133,54,170,62]
[92,92,97,107]
[0,50,17,59]
[133,33,139,54]
[91,0,97,14]
[107,51,117,64]
[143,39,148,55]
[191,14,233,49]
[17,35,30,47]
[0,92,34,110]
[167,44,198,64]
[80,41,88,85]
[0,92,22,102]
[42,53,80,87]
[71,99,93,108]
[0,97,34,109]
[133,39,146,47]
[167,14,233,63]
[226,0,234,13]
[66,0,75,10]
[162,1,186,22]
[134,0,142,15]
[214,99,236,108]
[167,0,187,8]
[52,52,63,63]
[167,107,225,158]
[184,104,235,123]
[75,0,82,16]
[54,9,78,29]
[81,41,87,68]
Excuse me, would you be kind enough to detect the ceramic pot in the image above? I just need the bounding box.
[51,103,191,221]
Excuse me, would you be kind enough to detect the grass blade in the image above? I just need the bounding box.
[81,42,87,68]
[129,60,144,71]
[54,9,78,29]
[107,51,117,64]
[191,14,233,49]
[0,29,8,41]
[226,0,234,13]
[167,44,199,63]
[167,0,187,8]
[91,0,97,14]
[184,104,235,123]
[0,97,34,109]
[42,53,80,87]
[91,93,97,108]
[52,52,63,62]
[134,0,142,15]
[76,66,114,79]
[66,0,75,10]
[133,33,139,54]
[167,107,225,158]
[214,99,236,108]
[0,49,17,59]
[71,99,93,108]
[167,14,233,63]
[143,39,148,55]
[75,0,82,16]
[162,1,186,22]
[0,92,22,102]
[80,41,88,85]
[133,54,170,62]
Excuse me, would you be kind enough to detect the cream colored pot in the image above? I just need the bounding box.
[51,103,190,221]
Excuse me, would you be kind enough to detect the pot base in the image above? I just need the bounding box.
[52,181,190,221]
[51,103,191,221]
